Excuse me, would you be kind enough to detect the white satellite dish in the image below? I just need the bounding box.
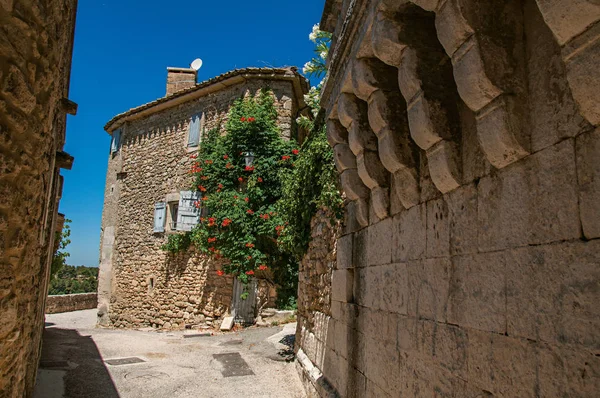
[190,58,203,71]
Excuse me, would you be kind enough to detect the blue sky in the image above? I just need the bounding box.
[60,0,325,266]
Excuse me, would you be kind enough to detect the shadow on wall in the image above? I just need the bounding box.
[35,327,119,398]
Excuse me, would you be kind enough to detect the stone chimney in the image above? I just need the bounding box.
[166,67,197,96]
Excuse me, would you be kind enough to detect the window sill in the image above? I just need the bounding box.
[186,145,199,153]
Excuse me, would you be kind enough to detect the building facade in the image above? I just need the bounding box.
[98,67,308,329]
[295,0,600,397]
[0,0,77,396]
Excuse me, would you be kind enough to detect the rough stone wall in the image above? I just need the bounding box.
[296,0,600,397]
[99,79,298,330]
[46,293,98,314]
[295,209,340,397]
[0,0,77,396]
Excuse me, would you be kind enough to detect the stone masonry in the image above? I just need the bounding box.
[98,67,309,330]
[296,0,600,397]
[0,0,77,396]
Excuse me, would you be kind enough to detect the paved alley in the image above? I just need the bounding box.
[34,309,305,398]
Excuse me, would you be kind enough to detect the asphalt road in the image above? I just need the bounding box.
[34,309,305,398]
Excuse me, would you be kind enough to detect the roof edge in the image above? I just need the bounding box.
[104,67,309,133]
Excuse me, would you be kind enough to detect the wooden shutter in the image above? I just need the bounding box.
[177,191,200,231]
[188,113,201,147]
[111,129,121,153]
[153,202,166,233]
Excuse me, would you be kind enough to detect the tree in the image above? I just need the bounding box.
[51,218,71,278]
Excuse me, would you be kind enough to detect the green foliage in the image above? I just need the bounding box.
[278,112,343,261]
[163,90,299,295]
[51,219,72,278]
[160,232,191,254]
[48,265,98,295]
[303,24,332,79]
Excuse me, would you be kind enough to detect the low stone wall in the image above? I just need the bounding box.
[46,293,98,314]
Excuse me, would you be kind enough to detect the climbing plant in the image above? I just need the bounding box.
[162,90,299,290]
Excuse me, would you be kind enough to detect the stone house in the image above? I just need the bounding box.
[295,0,600,397]
[0,0,77,396]
[98,67,309,329]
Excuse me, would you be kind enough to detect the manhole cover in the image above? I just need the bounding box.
[105,357,145,366]
[212,352,254,377]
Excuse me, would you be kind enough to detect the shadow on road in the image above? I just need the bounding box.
[37,326,119,398]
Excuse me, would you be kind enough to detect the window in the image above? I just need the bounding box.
[177,190,201,231]
[110,128,121,154]
[153,202,166,233]
[188,113,201,147]
[168,202,179,231]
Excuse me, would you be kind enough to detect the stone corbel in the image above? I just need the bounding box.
[435,0,530,168]
[338,92,390,219]
[327,118,371,228]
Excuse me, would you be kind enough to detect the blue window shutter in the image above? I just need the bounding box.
[188,114,201,147]
[111,129,121,153]
[177,191,201,231]
[153,202,166,233]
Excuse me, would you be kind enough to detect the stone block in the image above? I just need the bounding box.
[355,266,382,310]
[332,269,354,303]
[418,321,468,379]
[380,263,408,315]
[336,234,353,270]
[366,217,392,266]
[489,334,538,397]
[477,139,580,252]
[563,22,600,125]
[426,197,450,258]
[576,128,600,239]
[537,343,600,397]
[392,203,426,262]
[364,335,399,394]
[534,0,600,45]
[407,259,450,322]
[448,252,506,334]
[322,347,349,395]
[505,241,600,349]
[446,183,478,255]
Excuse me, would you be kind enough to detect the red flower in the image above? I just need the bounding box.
[282,155,291,161]
[248,117,255,122]
[202,196,209,201]
[208,237,217,243]
[223,155,229,160]
[221,218,232,227]
[244,197,249,202]
[245,270,254,275]
[205,160,213,164]
[233,195,238,199]
[226,163,233,169]
[258,265,268,271]
[208,217,216,224]
[200,217,206,222]
[201,176,209,180]
[218,183,224,189]
[246,209,254,215]
[245,165,254,171]
[260,214,270,220]
[246,256,252,260]
[189,154,198,159]
[216,270,224,276]
[208,247,216,252]
[240,117,246,122]
[238,177,244,182]
[292,149,299,155]
[245,242,254,248]
[257,177,263,183]
[199,186,207,192]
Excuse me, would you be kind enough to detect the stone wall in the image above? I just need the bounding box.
[0,0,77,396]
[99,78,303,330]
[296,0,600,397]
[46,293,98,314]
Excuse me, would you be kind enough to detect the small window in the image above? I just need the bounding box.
[168,202,179,231]
[188,113,201,147]
[110,129,121,154]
